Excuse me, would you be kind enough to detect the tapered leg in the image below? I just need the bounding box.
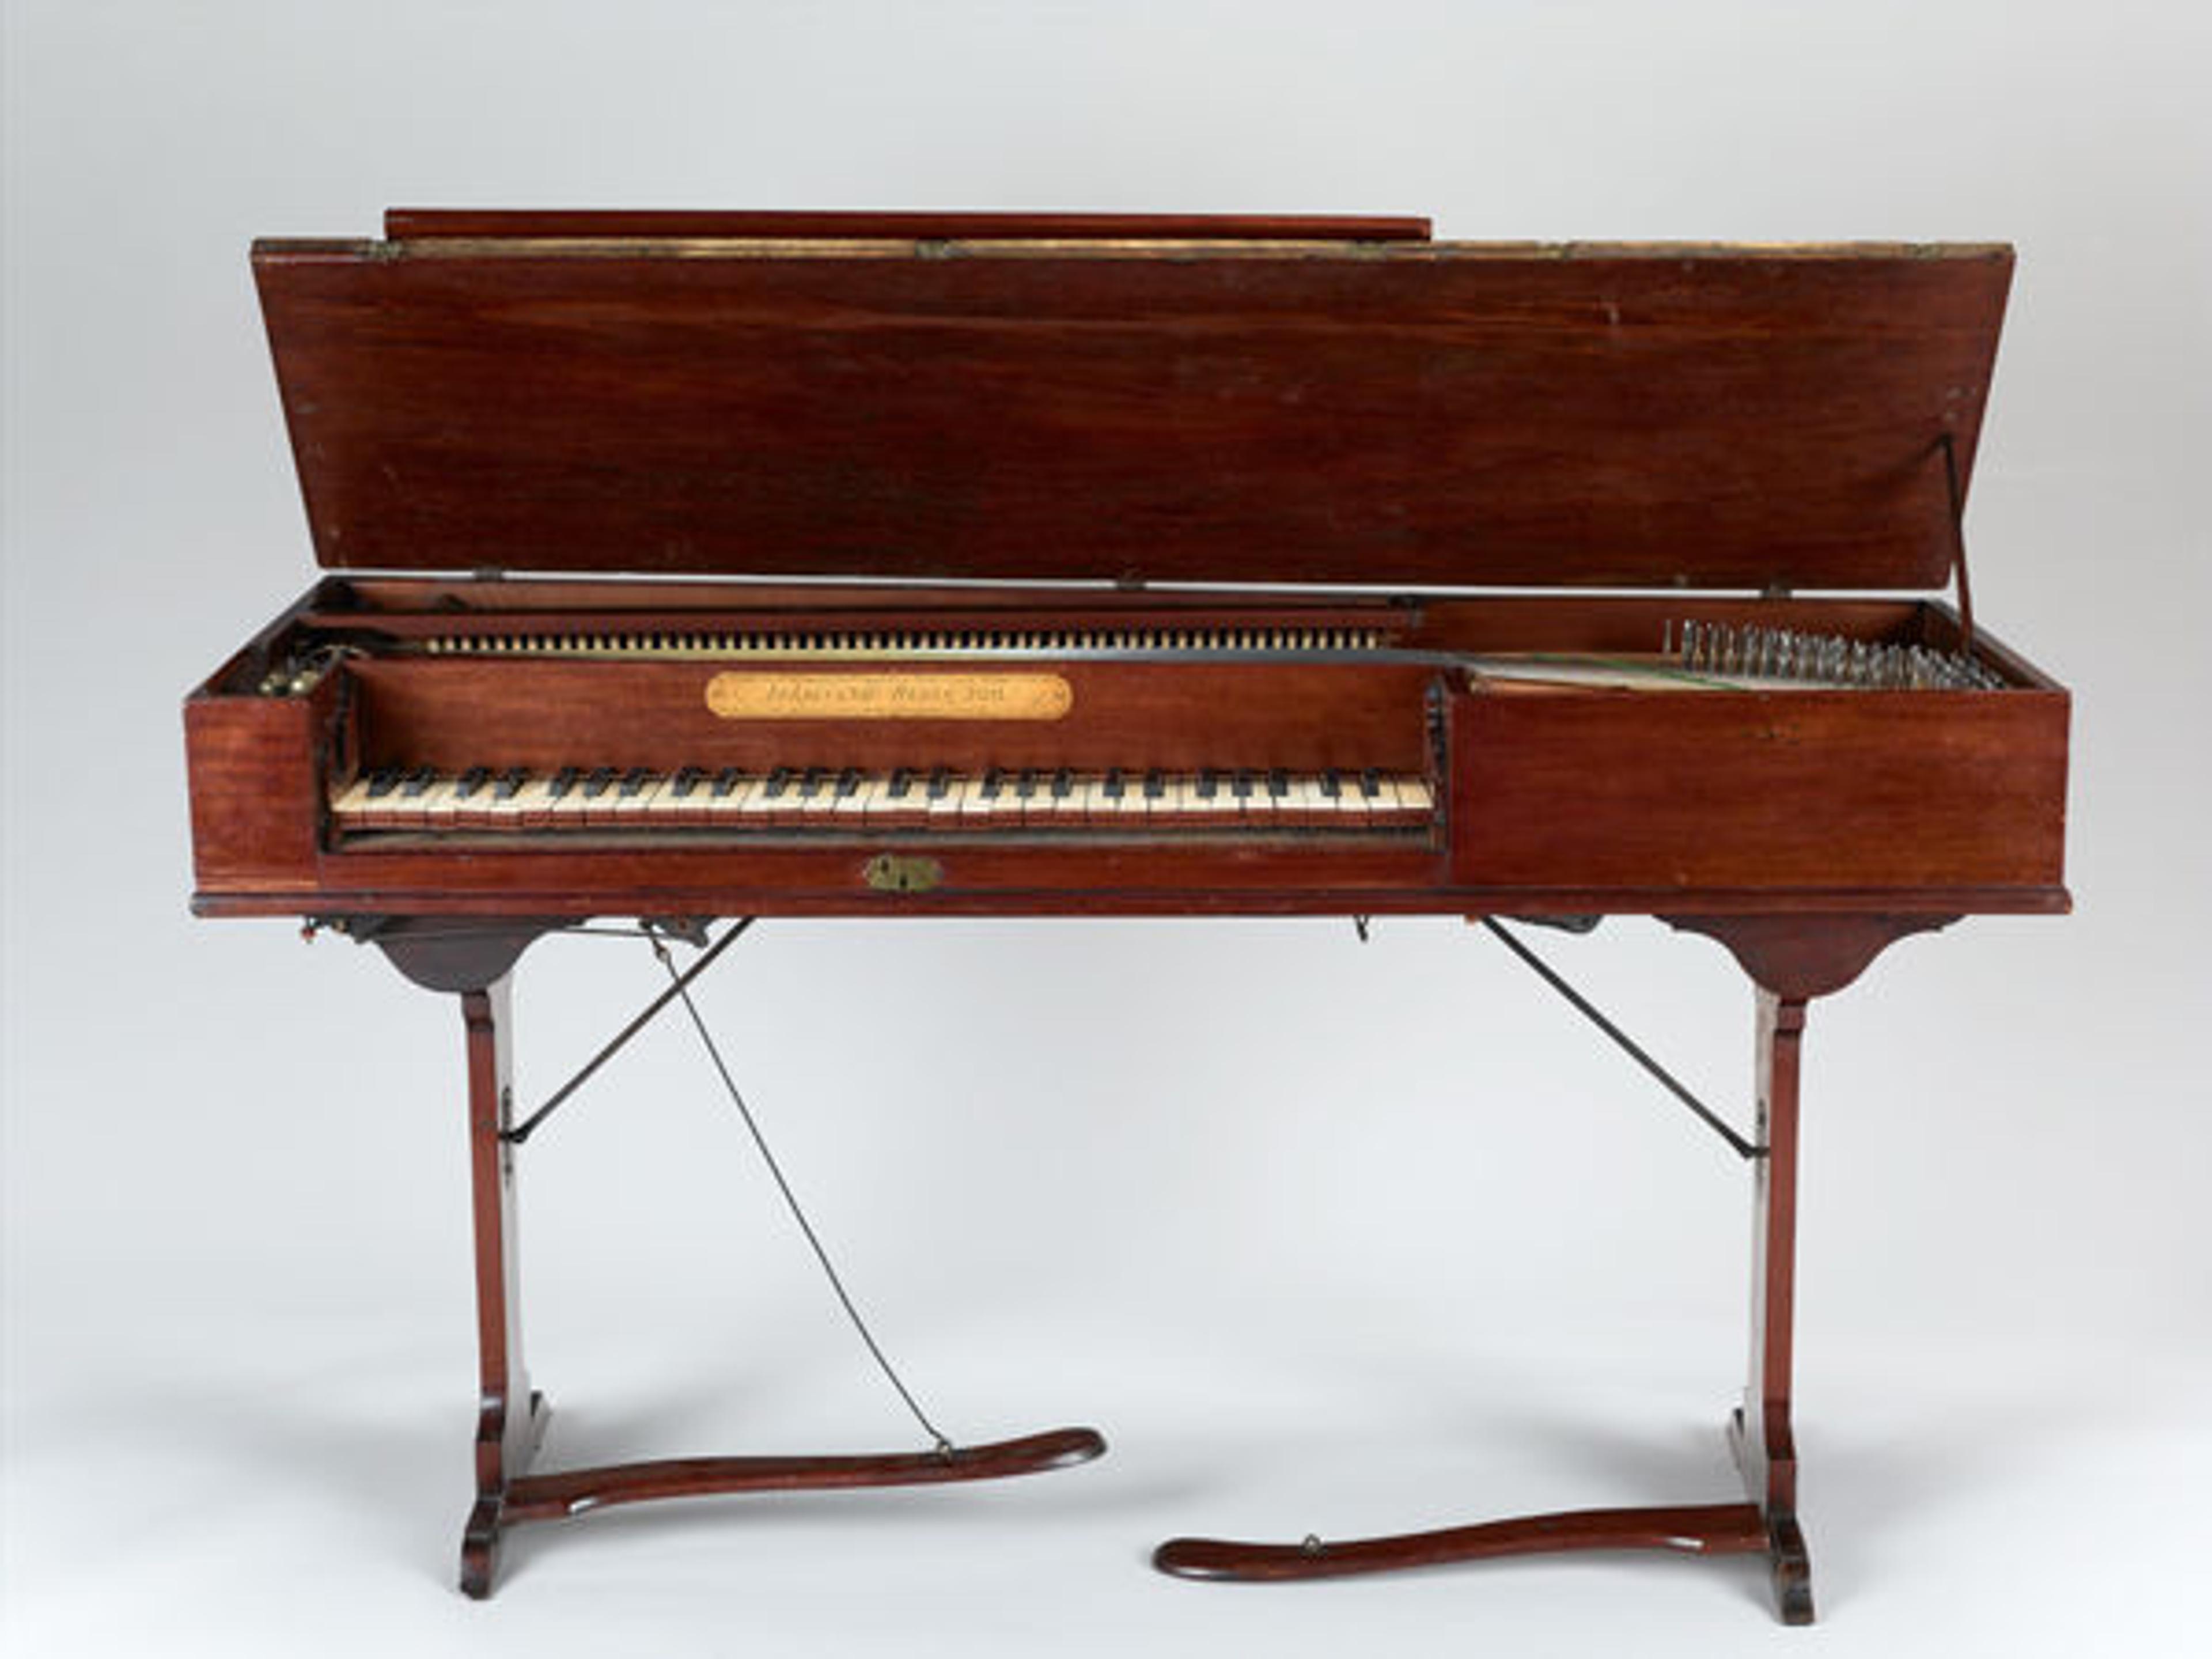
[1730,990,1815,1623]
[457,979,548,1599]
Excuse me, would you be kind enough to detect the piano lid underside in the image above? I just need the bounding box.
[253,242,2011,594]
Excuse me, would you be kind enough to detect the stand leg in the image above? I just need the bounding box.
[1729,990,1814,1623]
[424,953,1101,1598]
[457,979,548,1599]
[1156,919,1949,1624]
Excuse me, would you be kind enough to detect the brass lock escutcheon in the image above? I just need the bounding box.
[863,854,944,894]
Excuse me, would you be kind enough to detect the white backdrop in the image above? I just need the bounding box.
[5,3,2208,1656]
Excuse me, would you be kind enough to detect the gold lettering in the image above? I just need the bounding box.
[705,672,1074,721]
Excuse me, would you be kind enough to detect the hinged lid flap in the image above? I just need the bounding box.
[255,218,2010,590]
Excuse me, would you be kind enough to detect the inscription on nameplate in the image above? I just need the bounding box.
[705,672,1074,721]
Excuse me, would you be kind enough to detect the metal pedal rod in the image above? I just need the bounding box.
[1479,918,1760,1161]
[504,918,756,1145]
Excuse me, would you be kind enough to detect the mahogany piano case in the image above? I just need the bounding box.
[187,213,2066,922]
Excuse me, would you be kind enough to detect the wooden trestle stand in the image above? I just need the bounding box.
[378,909,1940,1615]
[1156,914,1946,1622]
[374,923,1104,1600]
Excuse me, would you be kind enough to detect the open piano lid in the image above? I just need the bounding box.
[253,211,2011,592]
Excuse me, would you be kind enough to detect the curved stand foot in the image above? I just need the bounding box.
[498,1424,1105,1527]
[462,1425,1104,1592]
[1155,1500,1771,1582]
[1156,1401,1815,1619]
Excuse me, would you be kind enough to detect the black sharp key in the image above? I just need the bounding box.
[1230,770,1253,801]
[364,765,403,800]
[1103,768,1125,801]
[710,767,743,797]
[797,766,827,801]
[1267,768,1289,800]
[670,766,703,799]
[581,766,616,800]
[454,766,491,800]
[400,764,438,798]
[1142,770,1166,801]
[1359,767,1383,800]
[762,766,792,800]
[1196,768,1219,802]
[1319,770,1341,800]
[887,767,913,800]
[494,767,529,800]
[1014,768,1038,800]
[836,767,861,798]
[1051,768,1074,800]
[547,766,581,800]
[926,766,950,801]
[980,767,1003,801]
[618,767,653,798]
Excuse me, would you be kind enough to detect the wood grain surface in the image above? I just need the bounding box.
[253,241,2010,590]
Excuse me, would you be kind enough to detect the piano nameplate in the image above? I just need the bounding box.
[704,672,1075,721]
